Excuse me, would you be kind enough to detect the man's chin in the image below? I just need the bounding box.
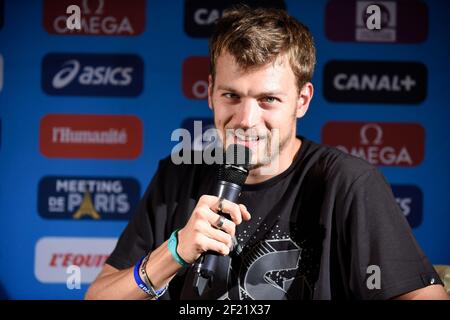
[248,155,273,170]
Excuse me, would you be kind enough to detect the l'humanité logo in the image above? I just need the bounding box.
[39,114,143,159]
[38,176,140,220]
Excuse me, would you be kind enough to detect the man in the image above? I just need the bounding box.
[85,7,447,300]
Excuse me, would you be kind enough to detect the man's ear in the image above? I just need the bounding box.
[296,82,314,118]
[208,75,213,110]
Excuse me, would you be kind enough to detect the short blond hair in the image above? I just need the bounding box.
[209,6,316,92]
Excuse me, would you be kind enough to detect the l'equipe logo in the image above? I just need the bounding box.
[35,237,117,284]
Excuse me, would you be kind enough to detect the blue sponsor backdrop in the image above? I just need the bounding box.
[0,0,449,299]
[392,185,423,228]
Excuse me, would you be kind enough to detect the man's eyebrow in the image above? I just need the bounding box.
[216,85,287,97]
[255,91,287,98]
[217,85,241,94]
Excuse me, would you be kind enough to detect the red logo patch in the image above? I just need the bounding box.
[322,122,425,166]
[43,0,146,36]
[182,56,209,100]
[40,114,143,159]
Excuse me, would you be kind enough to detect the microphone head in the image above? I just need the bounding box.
[218,144,252,186]
[225,143,252,168]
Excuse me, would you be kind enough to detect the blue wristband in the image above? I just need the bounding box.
[133,255,167,298]
[168,229,191,268]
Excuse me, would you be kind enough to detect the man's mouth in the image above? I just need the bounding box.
[232,132,265,148]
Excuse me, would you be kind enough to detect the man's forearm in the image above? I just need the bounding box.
[85,240,183,300]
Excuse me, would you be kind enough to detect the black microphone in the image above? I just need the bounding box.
[193,143,252,296]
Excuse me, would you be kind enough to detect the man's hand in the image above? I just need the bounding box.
[177,195,251,264]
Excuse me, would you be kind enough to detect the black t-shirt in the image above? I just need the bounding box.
[106,137,441,300]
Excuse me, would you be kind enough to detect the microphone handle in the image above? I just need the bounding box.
[215,180,242,203]
[192,181,242,294]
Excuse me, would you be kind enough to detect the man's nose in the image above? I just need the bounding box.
[236,99,261,129]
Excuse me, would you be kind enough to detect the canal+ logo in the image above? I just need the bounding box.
[42,53,144,97]
[184,0,286,38]
[323,60,427,104]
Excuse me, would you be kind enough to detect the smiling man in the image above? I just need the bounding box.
[86,6,447,300]
[210,50,311,183]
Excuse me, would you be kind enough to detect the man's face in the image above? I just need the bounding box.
[208,51,305,170]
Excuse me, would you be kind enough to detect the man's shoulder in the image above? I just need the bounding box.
[147,150,218,200]
[157,149,217,178]
[303,139,389,214]
[303,138,377,184]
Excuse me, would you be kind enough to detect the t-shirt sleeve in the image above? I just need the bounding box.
[343,168,442,299]
[105,160,168,270]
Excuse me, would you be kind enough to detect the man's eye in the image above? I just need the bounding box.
[223,93,239,99]
[263,96,278,103]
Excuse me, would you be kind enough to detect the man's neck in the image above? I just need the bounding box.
[245,137,302,184]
